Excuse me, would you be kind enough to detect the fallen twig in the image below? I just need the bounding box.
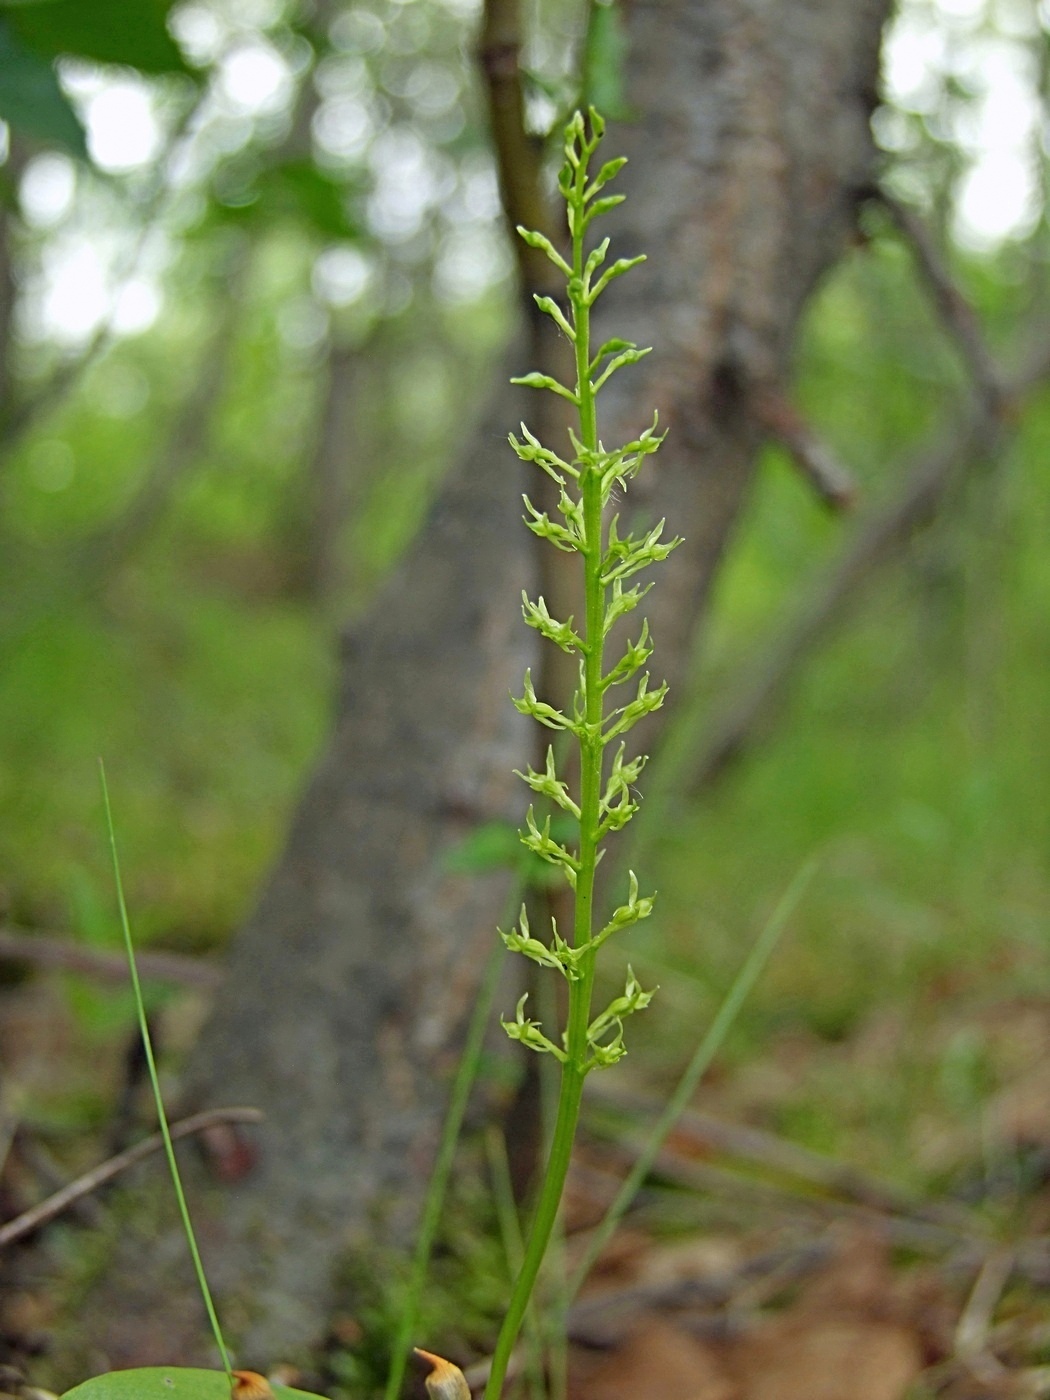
[591,1083,979,1233]
[0,927,222,990]
[621,1134,979,1252]
[564,1237,834,1346]
[0,1106,262,1249]
[0,1080,24,1181]
[954,1246,1015,1361]
[15,1131,106,1230]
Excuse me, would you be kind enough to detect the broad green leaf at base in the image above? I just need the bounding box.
[62,1369,328,1400]
[0,18,87,156]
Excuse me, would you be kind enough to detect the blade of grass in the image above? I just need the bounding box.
[384,876,526,1400]
[99,759,234,1385]
[568,857,818,1299]
[485,1125,526,1278]
[484,1127,545,1400]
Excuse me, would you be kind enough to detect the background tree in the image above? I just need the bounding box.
[181,0,893,1364]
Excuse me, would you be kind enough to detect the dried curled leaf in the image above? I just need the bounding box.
[232,1375,274,1400]
[413,1350,471,1400]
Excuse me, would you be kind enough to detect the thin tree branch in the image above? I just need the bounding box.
[0,1081,24,1183]
[0,926,223,989]
[563,1238,834,1342]
[477,0,552,293]
[0,1107,263,1249]
[618,1142,983,1252]
[14,1130,107,1229]
[755,386,858,510]
[590,1082,981,1234]
[878,189,1006,416]
[685,330,1050,793]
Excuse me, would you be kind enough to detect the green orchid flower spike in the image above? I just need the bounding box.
[486,108,681,1399]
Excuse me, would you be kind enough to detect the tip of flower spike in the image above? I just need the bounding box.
[413,1349,472,1399]
[231,1373,274,1400]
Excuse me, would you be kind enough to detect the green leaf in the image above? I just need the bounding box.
[582,1,631,120]
[0,17,86,155]
[262,159,359,240]
[61,1370,327,1400]
[208,160,360,241]
[443,820,522,874]
[4,0,191,76]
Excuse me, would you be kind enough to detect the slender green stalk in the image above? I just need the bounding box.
[484,1127,546,1400]
[486,1127,526,1282]
[568,858,818,1298]
[533,971,569,1400]
[485,110,677,1399]
[384,878,526,1400]
[99,760,234,1386]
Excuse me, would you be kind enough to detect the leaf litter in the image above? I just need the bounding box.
[6,963,1050,1397]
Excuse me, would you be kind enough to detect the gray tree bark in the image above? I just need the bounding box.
[63,0,891,1375]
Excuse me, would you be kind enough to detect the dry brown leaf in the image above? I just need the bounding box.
[569,1229,934,1400]
[571,1318,736,1400]
[632,1236,745,1290]
[738,1318,922,1400]
[789,1227,896,1315]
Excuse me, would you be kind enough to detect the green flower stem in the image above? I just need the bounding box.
[491,108,673,1397]
[483,134,606,1400]
[482,1065,584,1399]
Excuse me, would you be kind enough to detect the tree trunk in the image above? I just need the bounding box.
[67,0,891,1373]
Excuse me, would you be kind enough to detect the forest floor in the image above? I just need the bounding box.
[3,937,1050,1400]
